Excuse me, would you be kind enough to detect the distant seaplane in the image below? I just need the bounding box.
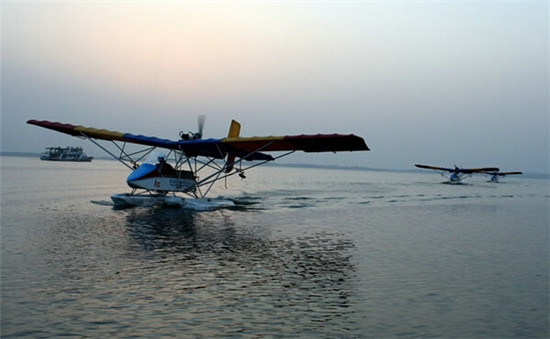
[415,164,499,184]
[486,171,523,183]
[28,117,369,210]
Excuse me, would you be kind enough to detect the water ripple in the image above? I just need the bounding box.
[1,207,361,337]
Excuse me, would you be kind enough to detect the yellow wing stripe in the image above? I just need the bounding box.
[74,126,126,141]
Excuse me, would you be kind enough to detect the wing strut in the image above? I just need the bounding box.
[83,132,155,170]
[198,150,296,195]
[85,134,134,170]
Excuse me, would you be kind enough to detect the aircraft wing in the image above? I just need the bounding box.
[27,120,369,160]
[223,134,369,153]
[415,164,454,172]
[415,164,499,173]
[459,167,500,174]
[489,171,523,176]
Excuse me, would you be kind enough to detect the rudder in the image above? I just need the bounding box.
[226,120,241,172]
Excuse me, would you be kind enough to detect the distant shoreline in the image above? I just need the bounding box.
[2,151,548,179]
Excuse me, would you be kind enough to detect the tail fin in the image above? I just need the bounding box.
[227,120,241,138]
[225,120,241,172]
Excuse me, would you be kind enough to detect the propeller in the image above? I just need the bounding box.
[196,115,205,140]
[179,115,206,140]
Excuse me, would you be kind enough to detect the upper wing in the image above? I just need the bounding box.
[26,120,225,158]
[460,167,500,174]
[490,171,523,176]
[27,120,128,141]
[27,120,369,160]
[222,134,369,153]
[415,164,453,172]
[415,164,500,173]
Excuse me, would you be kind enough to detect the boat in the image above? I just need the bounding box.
[40,146,93,162]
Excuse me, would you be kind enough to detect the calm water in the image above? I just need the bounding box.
[1,156,548,338]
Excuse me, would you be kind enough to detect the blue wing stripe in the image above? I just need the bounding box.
[176,138,226,158]
[123,133,179,148]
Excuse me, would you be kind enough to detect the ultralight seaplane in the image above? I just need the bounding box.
[28,118,369,210]
[486,171,523,183]
[414,164,499,184]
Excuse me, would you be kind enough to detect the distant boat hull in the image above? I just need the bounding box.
[40,146,93,162]
[40,156,93,162]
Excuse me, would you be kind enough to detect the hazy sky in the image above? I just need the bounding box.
[2,1,548,173]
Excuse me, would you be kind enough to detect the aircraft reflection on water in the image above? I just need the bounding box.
[122,207,357,296]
